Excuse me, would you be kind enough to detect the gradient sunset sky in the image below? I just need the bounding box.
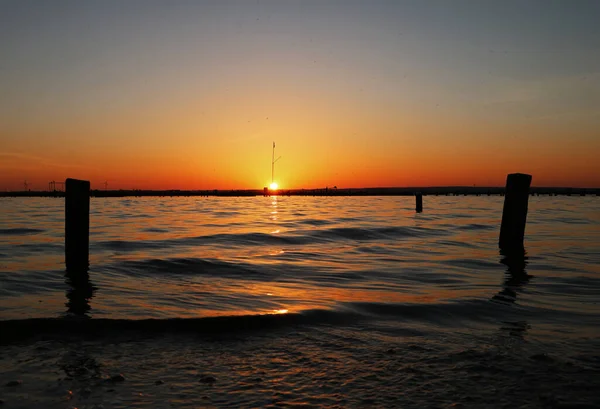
[1,0,599,190]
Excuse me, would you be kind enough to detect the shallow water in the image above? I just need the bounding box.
[1,196,599,408]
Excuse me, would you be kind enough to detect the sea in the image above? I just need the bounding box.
[0,195,599,408]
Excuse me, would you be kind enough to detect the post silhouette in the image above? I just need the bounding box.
[492,248,531,305]
[65,178,90,271]
[499,173,532,252]
[65,266,96,315]
[415,193,423,213]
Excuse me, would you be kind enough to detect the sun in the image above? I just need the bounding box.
[269,182,278,190]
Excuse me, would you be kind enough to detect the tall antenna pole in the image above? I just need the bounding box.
[271,141,281,186]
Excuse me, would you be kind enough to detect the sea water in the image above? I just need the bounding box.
[1,196,599,408]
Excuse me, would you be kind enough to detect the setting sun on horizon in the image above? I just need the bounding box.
[1,1,599,191]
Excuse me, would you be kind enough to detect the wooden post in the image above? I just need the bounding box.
[65,178,90,270]
[499,173,532,252]
[415,192,423,213]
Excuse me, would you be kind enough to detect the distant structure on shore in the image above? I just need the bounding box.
[265,141,281,194]
[1,186,598,198]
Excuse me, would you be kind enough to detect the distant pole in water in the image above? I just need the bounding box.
[415,192,423,213]
[65,178,90,271]
[499,173,532,252]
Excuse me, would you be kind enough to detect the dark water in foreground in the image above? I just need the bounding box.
[1,196,599,408]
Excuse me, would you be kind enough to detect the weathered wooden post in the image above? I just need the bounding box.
[415,192,423,213]
[65,178,90,270]
[499,173,532,251]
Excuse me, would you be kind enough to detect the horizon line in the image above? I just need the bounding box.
[4,185,600,193]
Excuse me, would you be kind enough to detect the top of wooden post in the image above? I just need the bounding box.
[506,173,532,185]
[66,178,90,188]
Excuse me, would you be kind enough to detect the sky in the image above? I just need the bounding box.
[1,0,599,190]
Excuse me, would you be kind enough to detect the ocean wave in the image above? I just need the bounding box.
[140,227,170,233]
[94,232,300,252]
[0,299,511,344]
[0,269,66,296]
[455,223,495,231]
[1,295,598,346]
[309,226,450,241]
[0,308,358,344]
[93,234,300,253]
[340,299,510,324]
[93,225,454,253]
[111,257,266,279]
[0,228,45,235]
[298,218,336,226]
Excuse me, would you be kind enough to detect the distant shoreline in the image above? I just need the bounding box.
[1,186,598,198]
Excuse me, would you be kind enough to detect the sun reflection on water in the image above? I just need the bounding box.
[270,195,279,222]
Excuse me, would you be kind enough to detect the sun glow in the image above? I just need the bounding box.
[269,182,278,190]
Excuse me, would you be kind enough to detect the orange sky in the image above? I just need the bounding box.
[1,2,599,190]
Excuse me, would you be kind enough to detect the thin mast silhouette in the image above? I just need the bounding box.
[271,141,281,184]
